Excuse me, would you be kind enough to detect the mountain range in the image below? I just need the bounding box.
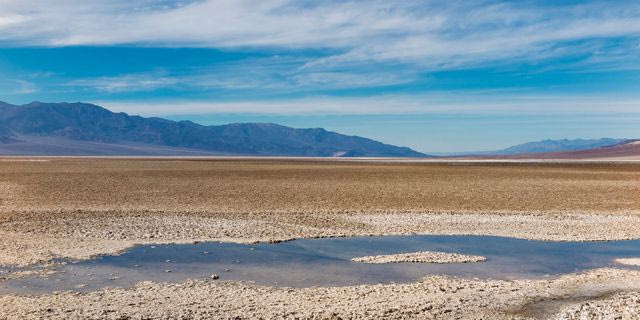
[0,101,636,158]
[0,101,426,157]
[493,139,640,159]
[488,138,629,155]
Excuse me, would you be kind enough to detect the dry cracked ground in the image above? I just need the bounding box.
[1,158,640,319]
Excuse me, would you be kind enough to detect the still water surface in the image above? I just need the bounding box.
[2,235,640,294]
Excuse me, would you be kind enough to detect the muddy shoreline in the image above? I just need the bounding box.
[2,268,640,319]
[4,209,640,267]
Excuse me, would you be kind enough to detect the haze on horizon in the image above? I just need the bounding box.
[1,0,639,153]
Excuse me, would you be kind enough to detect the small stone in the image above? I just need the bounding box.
[210,274,219,280]
[224,269,230,272]
[164,269,172,273]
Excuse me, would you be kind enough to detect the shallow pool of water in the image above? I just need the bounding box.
[2,235,640,294]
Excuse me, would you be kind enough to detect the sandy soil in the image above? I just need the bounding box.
[2,158,640,319]
[351,251,487,264]
[3,158,640,214]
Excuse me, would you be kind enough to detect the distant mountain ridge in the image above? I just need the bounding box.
[0,101,427,157]
[430,138,630,157]
[496,139,640,159]
[443,138,630,156]
[490,138,629,155]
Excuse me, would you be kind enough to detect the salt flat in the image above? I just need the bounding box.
[1,158,640,319]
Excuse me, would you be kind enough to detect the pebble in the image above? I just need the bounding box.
[210,274,219,280]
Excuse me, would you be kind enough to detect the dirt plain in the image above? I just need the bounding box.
[2,157,640,319]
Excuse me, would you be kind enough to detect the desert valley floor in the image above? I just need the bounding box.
[2,158,640,319]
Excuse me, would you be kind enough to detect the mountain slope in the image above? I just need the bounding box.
[489,138,628,155]
[0,101,427,157]
[501,140,640,159]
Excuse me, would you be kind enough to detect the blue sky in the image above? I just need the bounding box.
[1,0,640,152]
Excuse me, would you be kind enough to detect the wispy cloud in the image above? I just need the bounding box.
[1,1,639,71]
[67,73,180,93]
[14,80,37,94]
[100,93,640,116]
[0,79,38,95]
[63,67,418,93]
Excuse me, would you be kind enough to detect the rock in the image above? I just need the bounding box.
[211,274,219,280]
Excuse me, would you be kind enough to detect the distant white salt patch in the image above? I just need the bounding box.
[351,251,487,264]
[615,258,640,266]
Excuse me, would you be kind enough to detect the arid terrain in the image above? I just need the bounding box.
[351,251,487,264]
[2,158,640,319]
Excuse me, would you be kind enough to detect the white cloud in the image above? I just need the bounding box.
[63,67,418,93]
[0,14,27,28]
[100,94,640,116]
[0,79,39,95]
[67,73,180,93]
[14,80,37,94]
[1,1,639,70]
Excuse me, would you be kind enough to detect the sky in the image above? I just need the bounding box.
[1,0,640,153]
